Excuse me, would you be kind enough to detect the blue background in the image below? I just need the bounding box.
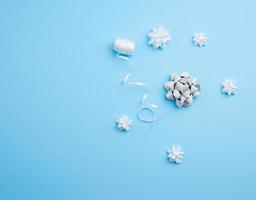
[0,0,256,199]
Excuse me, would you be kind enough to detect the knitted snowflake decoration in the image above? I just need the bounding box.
[167,146,184,164]
[193,32,208,47]
[116,115,132,131]
[221,79,237,95]
[148,26,171,49]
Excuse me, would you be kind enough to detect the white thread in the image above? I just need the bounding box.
[137,107,159,123]
[116,53,130,61]
[148,104,158,108]
[117,55,159,123]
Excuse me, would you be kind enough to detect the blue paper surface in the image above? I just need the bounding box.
[0,0,255,199]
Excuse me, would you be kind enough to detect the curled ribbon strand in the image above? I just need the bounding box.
[117,54,159,123]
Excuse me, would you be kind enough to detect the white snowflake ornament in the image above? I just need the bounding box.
[221,79,237,95]
[148,26,171,49]
[116,115,132,131]
[167,146,184,164]
[193,32,208,47]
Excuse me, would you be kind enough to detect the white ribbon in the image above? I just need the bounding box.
[117,54,159,123]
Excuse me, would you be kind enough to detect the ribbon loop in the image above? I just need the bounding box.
[117,53,159,123]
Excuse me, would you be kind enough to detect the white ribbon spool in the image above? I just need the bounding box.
[113,38,136,56]
[113,38,159,123]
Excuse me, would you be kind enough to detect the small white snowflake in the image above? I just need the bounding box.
[148,26,171,49]
[193,32,208,47]
[221,79,237,95]
[167,146,184,164]
[116,115,132,131]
